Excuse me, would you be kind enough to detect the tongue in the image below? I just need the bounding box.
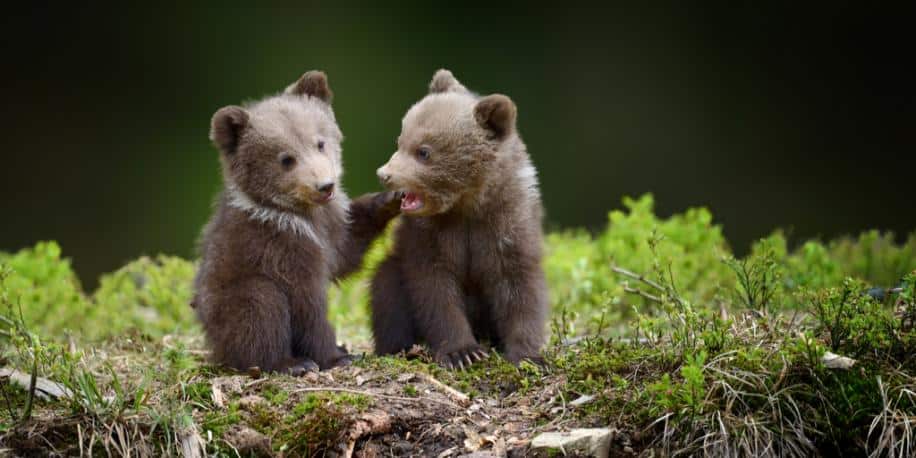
[401,192,423,212]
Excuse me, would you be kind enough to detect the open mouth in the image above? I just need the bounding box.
[312,190,334,204]
[400,191,424,212]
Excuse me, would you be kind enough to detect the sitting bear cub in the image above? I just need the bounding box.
[194,71,400,374]
[371,69,549,369]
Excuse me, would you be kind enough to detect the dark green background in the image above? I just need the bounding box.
[2,3,913,288]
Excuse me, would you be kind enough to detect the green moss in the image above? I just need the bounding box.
[266,392,368,455]
[202,401,242,437]
[258,382,290,406]
[276,402,347,456]
[403,384,418,397]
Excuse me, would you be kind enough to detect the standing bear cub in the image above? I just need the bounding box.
[371,69,549,369]
[194,71,400,374]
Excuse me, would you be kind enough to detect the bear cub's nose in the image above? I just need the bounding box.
[318,182,335,194]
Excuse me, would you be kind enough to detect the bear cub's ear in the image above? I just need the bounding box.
[474,94,517,139]
[285,70,333,103]
[429,69,468,94]
[210,106,249,155]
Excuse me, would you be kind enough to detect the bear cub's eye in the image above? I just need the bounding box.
[280,155,296,169]
[416,147,431,161]
[317,140,325,152]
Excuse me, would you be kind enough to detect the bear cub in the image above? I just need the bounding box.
[371,69,549,369]
[194,71,400,374]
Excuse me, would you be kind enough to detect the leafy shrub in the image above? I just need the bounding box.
[92,255,197,338]
[0,241,89,337]
[1,244,196,340]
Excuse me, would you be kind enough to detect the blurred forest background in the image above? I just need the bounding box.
[1,3,913,288]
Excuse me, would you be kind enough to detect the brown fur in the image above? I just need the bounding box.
[193,71,399,374]
[371,69,548,368]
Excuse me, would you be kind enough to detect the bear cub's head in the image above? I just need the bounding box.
[210,71,343,214]
[376,69,519,216]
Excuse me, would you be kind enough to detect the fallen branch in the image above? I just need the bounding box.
[421,373,471,407]
[0,367,73,401]
[343,410,392,458]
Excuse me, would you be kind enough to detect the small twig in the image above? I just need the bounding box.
[21,357,38,423]
[611,266,666,292]
[289,387,460,409]
[421,373,471,407]
[623,286,663,303]
[244,377,269,388]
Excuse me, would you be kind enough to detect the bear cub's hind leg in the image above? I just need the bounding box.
[203,278,320,375]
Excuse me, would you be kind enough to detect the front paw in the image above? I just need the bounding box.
[327,352,357,369]
[436,344,488,371]
[376,191,404,218]
[322,345,356,370]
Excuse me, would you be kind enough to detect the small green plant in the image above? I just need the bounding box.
[809,278,896,358]
[724,237,783,313]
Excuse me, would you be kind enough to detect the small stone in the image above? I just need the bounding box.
[530,428,614,458]
[569,394,595,407]
[822,351,856,370]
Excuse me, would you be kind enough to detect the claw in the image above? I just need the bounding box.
[457,358,465,371]
[464,354,474,367]
[474,350,487,361]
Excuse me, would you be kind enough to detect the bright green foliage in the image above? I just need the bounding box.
[545,195,733,334]
[1,243,197,340]
[828,231,916,286]
[755,230,916,296]
[0,241,89,337]
[93,255,197,338]
[598,195,732,302]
